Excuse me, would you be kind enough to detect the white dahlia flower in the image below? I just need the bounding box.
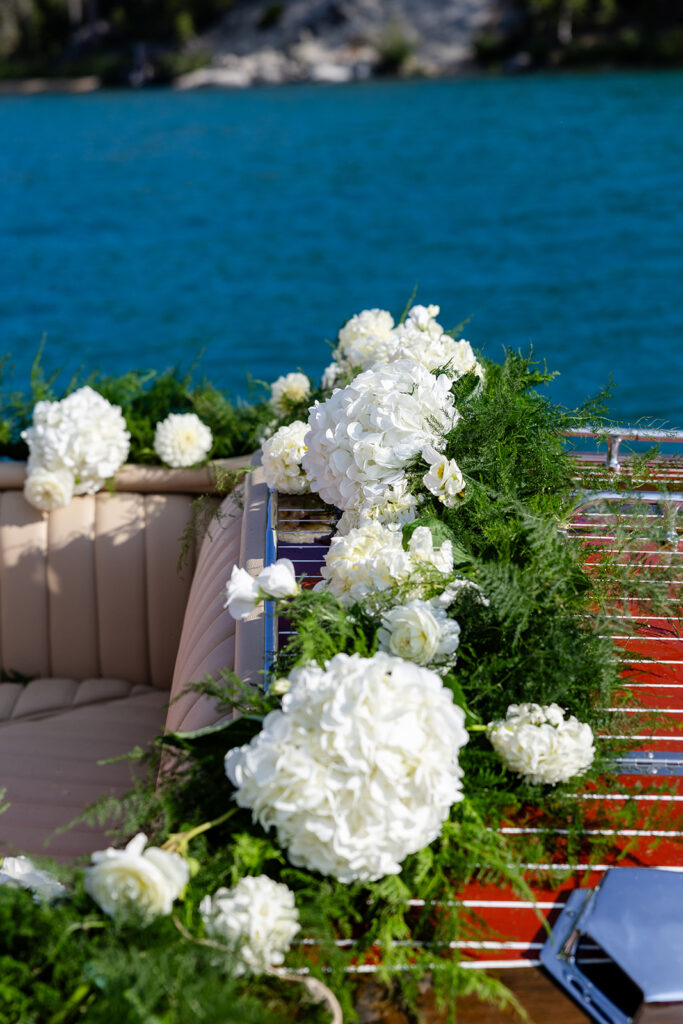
[488,703,595,786]
[225,652,469,883]
[22,386,130,496]
[422,445,466,507]
[23,466,74,512]
[319,522,454,607]
[334,307,396,369]
[302,359,459,513]
[83,832,189,921]
[378,599,460,671]
[200,875,300,975]
[261,420,309,494]
[269,372,311,416]
[153,412,212,468]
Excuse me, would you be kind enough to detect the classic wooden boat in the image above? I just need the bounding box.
[2,427,683,1022]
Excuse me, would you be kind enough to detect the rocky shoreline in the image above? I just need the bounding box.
[175,0,504,89]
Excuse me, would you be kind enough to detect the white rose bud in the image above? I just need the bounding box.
[83,833,189,921]
[23,467,74,512]
[224,566,261,620]
[257,559,298,599]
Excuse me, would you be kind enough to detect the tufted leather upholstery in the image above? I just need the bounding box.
[0,457,258,860]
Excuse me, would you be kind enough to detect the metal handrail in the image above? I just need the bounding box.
[565,426,683,472]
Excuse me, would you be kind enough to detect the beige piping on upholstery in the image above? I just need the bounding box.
[0,457,250,493]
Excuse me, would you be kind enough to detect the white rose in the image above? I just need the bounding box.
[224,565,260,620]
[153,412,213,468]
[83,832,189,920]
[23,467,74,512]
[269,372,311,416]
[200,875,300,975]
[422,445,466,507]
[488,703,595,786]
[261,421,309,494]
[226,652,469,883]
[256,559,299,599]
[0,855,66,900]
[378,599,460,669]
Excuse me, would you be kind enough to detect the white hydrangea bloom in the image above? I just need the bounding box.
[199,875,300,975]
[225,652,469,883]
[83,833,189,921]
[390,305,485,385]
[334,307,396,369]
[321,361,341,391]
[378,599,460,671]
[303,359,459,513]
[261,420,309,494]
[153,412,212,468]
[422,445,466,507]
[22,386,130,496]
[488,703,595,786]
[23,467,74,512]
[319,522,453,607]
[269,372,311,416]
[0,855,66,900]
[336,479,419,535]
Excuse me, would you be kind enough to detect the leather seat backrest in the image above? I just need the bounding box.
[0,488,197,689]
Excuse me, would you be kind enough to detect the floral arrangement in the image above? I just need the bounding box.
[1,303,680,1023]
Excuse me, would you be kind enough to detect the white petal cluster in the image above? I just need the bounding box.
[83,832,189,921]
[336,479,419,535]
[262,420,309,494]
[319,522,453,607]
[224,558,299,621]
[330,305,484,387]
[390,305,484,385]
[422,445,466,507]
[488,703,595,786]
[334,308,396,369]
[22,386,130,510]
[378,599,460,671]
[153,412,213,468]
[302,358,459,513]
[269,372,311,416]
[199,875,300,975]
[0,855,66,900]
[225,652,469,883]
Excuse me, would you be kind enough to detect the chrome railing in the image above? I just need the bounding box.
[565,426,683,472]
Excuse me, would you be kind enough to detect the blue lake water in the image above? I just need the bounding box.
[1,71,682,422]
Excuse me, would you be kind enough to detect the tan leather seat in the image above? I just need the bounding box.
[0,458,263,861]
